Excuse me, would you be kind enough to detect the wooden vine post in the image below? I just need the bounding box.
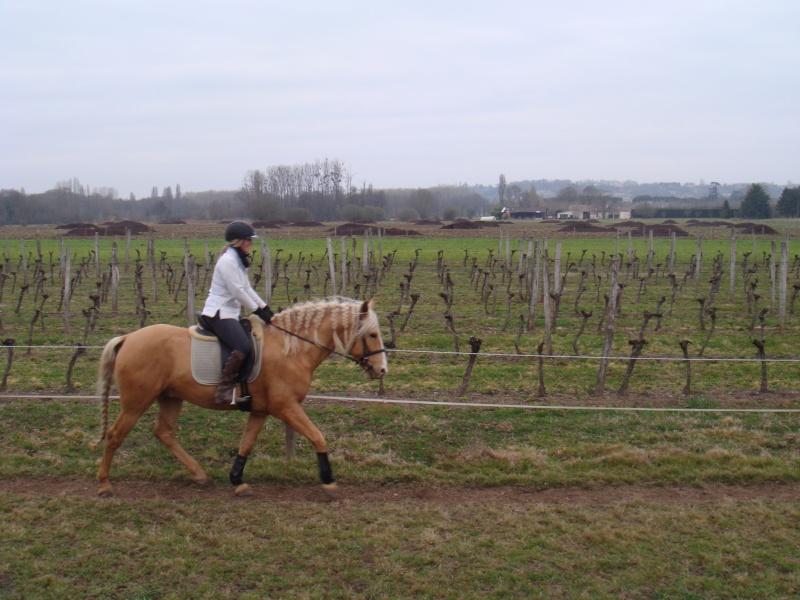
[594,259,619,396]
[326,237,337,297]
[779,240,788,331]
[63,246,71,334]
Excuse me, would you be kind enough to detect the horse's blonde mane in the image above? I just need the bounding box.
[271,297,378,356]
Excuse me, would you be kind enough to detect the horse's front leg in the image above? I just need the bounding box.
[272,402,338,497]
[230,412,268,496]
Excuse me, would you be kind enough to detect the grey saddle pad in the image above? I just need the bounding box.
[189,326,263,386]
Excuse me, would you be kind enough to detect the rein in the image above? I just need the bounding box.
[267,316,386,372]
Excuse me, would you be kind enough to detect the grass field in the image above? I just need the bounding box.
[1,220,799,598]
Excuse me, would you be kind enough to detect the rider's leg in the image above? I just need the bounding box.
[208,313,252,404]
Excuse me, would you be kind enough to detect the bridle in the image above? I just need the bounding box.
[267,311,386,375]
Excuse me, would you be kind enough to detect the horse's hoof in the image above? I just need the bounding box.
[98,488,113,498]
[321,482,339,499]
[234,483,253,497]
[192,477,212,487]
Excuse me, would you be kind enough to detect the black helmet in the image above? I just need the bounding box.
[225,221,258,242]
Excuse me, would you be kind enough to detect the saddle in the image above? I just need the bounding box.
[189,314,265,386]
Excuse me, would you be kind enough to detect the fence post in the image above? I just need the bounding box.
[263,241,272,305]
[340,237,347,295]
[542,248,553,354]
[594,259,619,396]
[63,247,71,334]
[326,237,337,297]
[94,232,100,278]
[770,240,777,310]
[527,241,540,331]
[729,231,736,301]
[695,235,703,292]
[779,240,788,331]
[186,256,195,327]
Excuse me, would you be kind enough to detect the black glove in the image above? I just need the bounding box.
[254,305,274,323]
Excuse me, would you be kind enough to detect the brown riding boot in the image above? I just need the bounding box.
[214,350,246,404]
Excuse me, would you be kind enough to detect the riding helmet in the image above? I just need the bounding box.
[225,221,258,242]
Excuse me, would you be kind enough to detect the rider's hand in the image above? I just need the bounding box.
[254,305,274,324]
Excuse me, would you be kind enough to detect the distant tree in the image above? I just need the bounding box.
[506,184,525,206]
[129,192,136,202]
[498,174,507,206]
[175,184,182,200]
[397,207,420,222]
[249,194,284,221]
[441,205,458,221]
[721,199,732,218]
[557,185,579,202]
[775,186,800,218]
[408,189,437,219]
[163,186,173,201]
[151,186,159,199]
[527,184,541,207]
[285,207,313,222]
[739,184,772,219]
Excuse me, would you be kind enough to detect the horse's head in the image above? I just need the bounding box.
[350,298,388,380]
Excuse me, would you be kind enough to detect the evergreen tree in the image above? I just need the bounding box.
[739,184,771,219]
[775,186,800,218]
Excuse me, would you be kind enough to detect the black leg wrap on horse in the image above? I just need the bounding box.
[317,452,335,485]
[230,454,248,486]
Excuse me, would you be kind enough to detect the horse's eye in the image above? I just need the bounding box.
[369,333,378,338]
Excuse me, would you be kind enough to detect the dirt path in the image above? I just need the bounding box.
[2,476,798,506]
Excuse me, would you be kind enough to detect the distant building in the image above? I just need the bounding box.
[558,204,630,220]
[500,207,548,219]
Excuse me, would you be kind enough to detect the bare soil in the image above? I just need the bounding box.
[2,476,798,506]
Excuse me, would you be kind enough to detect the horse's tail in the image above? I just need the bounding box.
[91,335,126,449]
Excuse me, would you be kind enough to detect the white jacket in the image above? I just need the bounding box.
[202,247,266,319]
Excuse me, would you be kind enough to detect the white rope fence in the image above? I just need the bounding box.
[6,344,800,363]
[1,392,799,414]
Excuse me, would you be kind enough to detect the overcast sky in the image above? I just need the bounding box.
[1,0,798,198]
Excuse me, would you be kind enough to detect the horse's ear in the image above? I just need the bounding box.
[361,298,374,314]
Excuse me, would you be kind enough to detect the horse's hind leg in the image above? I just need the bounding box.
[96,399,151,497]
[154,396,211,486]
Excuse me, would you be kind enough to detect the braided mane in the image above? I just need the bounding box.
[271,297,377,356]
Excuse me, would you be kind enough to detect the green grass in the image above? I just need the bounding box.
[2,492,798,599]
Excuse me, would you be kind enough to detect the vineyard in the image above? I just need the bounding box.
[0,220,798,405]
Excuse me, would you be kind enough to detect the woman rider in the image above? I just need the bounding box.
[202,221,273,404]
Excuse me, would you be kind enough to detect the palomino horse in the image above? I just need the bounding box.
[94,297,387,498]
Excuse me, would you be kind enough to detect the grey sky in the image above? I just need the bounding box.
[1,0,798,198]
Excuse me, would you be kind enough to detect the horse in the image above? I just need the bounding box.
[93,297,387,498]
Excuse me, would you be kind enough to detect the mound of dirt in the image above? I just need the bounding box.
[158,220,187,225]
[251,221,284,229]
[103,220,153,234]
[557,221,610,234]
[62,220,153,236]
[55,222,95,230]
[734,222,779,235]
[384,227,421,236]
[414,219,443,225]
[628,225,690,237]
[442,220,494,229]
[289,221,325,227]
[609,220,646,228]
[661,219,678,224]
[327,223,420,236]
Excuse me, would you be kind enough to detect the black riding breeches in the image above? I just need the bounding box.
[206,312,252,357]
